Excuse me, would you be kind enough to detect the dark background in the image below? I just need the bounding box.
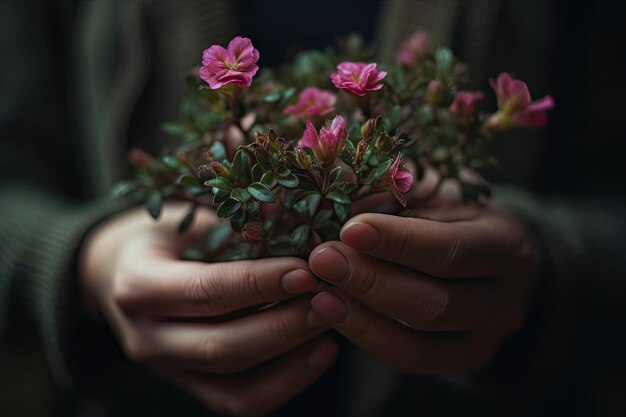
[2,0,626,416]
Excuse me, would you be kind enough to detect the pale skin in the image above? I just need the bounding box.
[79,178,540,415]
[79,203,339,417]
[309,185,541,374]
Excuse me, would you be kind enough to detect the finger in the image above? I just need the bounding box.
[309,242,523,331]
[310,290,499,374]
[126,297,329,373]
[172,336,339,417]
[338,212,506,277]
[113,256,319,317]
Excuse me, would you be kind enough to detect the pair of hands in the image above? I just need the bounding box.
[79,186,540,416]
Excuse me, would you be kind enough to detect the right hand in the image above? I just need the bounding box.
[78,203,338,417]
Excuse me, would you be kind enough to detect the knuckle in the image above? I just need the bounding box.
[395,227,417,261]
[355,266,380,298]
[196,331,229,369]
[270,315,298,345]
[440,226,467,274]
[240,263,266,301]
[412,284,449,325]
[185,269,227,315]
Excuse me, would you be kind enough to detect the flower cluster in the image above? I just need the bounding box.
[116,33,554,261]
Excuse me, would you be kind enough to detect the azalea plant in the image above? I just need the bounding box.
[115,33,554,261]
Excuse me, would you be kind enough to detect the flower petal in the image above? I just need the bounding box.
[394,170,414,193]
[299,121,320,149]
[526,95,555,113]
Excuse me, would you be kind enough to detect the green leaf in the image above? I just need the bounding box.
[374,133,393,152]
[204,177,233,190]
[247,182,276,203]
[435,47,454,78]
[216,198,242,218]
[251,163,264,182]
[178,209,196,233]
[230,150,251,183]
[210,141,227,162]
[111,181,135,198]
[276,174,299,188]
[414,105,434,123]
[333,201,351,222]
[187,186,208,196]
[268,236,296,257]
[255,151,272,170]
[313,209,333,230]
[179,174,200,186]
[206,223,234,252]
[326,188,351,204]
[182,247,205,261]
[162,155,181,169]
[213,189,230,204]
[366,158,394,184]
[290,225,310,255]
[182,99,196,121]
[329,166,343,184]
[305,193,321,217]
[162,122,188,136]
[230,207,247,232]
[260,172,274,185]
[383,105,402,131]
[263,91,282,103]
[196,111,223,131]
[231,188,251,202]
[146,191,162,219]
[246,200,261,217]
[282,87,296,100]
[276,165,291,177]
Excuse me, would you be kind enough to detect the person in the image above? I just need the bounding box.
[1,1,625,416]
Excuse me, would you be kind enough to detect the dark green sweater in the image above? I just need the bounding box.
[2,1,625,416]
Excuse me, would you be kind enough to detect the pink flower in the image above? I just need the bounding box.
[298,115,347,167]
[376,153,414,207]
[396,32,429,66]
[283,87,337,120]
[484,73,554,131]
[330,62,387,96]
[198,36,260,89]
[449,91,485,120]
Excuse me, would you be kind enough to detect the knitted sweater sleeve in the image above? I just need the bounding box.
[0,187,127,387]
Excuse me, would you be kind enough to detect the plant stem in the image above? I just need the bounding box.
[230,92,245,132]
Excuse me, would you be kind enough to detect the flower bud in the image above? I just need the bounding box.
[426,80,444,107]
[241,221,264,243]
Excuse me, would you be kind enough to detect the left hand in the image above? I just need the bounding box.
[307,193,541,374]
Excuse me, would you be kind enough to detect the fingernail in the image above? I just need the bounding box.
[340,222,380,251]
[311,292,348,323]
[309,248,350,282]
[306,308,327,329]
[281,269,317,294]
[308,340,340,369]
